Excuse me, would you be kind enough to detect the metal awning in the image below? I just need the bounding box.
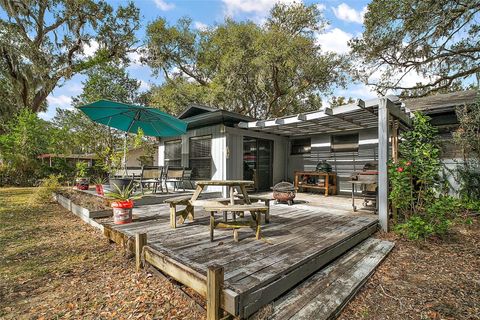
[237,97,413,137]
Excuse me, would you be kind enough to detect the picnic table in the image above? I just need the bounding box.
[191,180,254,206]
[165,180,269,241]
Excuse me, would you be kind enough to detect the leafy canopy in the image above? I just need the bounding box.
[350,0,480,97]
[0,0,140,121]
[144,3,348,118]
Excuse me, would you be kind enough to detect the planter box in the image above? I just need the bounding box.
[53,192,112,232]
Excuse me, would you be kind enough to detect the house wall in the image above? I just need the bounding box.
[225,127,288,186]
[158,124,226,193]
[287,128,379,193]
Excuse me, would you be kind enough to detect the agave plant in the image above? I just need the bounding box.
[105,183,142,202]
[92,176,108,185]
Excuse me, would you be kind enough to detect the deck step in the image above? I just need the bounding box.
[270,238,394,320]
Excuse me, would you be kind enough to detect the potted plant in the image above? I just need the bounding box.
[75,162,90,190]
[93,176,107,196]
[105,184,142,224]
[103,150,134,192]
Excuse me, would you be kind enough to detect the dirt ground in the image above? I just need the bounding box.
[0,188,205,320]
[339,222,480,320]
[1,187,478,320]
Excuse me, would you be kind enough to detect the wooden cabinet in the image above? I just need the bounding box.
[294,171,338,196]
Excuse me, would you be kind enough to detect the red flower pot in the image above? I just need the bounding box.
[95,184,104,196]
[111,200,134,224]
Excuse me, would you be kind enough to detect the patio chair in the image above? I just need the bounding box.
[137,166,164,194]
[182,169,195,190]
[164,167,185,193]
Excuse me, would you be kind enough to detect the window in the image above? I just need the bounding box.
[331,133,359,152]
[291,138,311,155]
[189,136,212,179]
[164,140,182,167]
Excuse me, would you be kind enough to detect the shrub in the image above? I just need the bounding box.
[395,196,468,240]
[30,175,62,204]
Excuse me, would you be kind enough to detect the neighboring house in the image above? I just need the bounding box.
[403,89,479,191]
[38,153,97,167]
[125,145,159,167]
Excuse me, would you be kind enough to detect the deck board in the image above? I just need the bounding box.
[100,201,378,317]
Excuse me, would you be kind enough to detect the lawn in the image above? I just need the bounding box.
[0,188,205,319]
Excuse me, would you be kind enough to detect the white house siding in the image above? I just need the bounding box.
[225,127,288,186]
[287,128,379,193]
[159,124,227,193]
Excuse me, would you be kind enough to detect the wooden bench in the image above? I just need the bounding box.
[164,195,195,229]
[236,194,273,223]
[165,196,239,229]
[204,204,268,242]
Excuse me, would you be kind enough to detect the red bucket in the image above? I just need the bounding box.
[95,184,104,196]
[111,200,133,224]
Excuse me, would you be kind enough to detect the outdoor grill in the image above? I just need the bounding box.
[272,181,296,205]
[349,162,378,212]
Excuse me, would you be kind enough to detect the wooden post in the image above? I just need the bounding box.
[207,264,224,320]
[378,98,390,232]
[170,204,176,229]
[391,119,399,224]
[391,119,399,163]
[135,233,147,272]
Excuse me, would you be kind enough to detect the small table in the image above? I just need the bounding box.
[294,171,337,196]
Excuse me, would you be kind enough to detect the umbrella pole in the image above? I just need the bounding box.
[123,132,128,177]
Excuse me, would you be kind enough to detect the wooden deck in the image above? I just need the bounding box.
[100,201,378,318]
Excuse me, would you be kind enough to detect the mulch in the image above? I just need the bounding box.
[339,220,480,320]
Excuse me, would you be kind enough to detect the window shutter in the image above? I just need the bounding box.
[189,136,212,179]
[164,140,182,167]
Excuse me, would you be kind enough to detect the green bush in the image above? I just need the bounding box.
[30,175,62,204]
[395,196,469,240]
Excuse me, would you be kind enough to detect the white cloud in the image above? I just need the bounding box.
[194,21,209,31]
[153,0,174,11]
[139,80,151,91]
[222,0,299,16]
[332,3,367,24]
[316,27,352,54]
[47,94,73,110]
[316,3,326,11]
[82,40,99,57]
[127,51,143,69]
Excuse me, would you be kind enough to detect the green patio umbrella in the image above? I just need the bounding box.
[78,99,187,173]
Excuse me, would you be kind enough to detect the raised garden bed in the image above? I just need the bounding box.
[53,189,112,231]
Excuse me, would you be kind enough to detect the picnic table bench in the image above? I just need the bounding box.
[204,204,269,242]
[164,195,245,228]
[236,194,273,223]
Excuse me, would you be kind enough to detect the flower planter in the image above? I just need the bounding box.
[95,184,104,196]
[109,177,133,191]
[111,199,134,224]
[76,177,90,190]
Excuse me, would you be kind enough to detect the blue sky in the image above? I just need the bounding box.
[41,0,384,119]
